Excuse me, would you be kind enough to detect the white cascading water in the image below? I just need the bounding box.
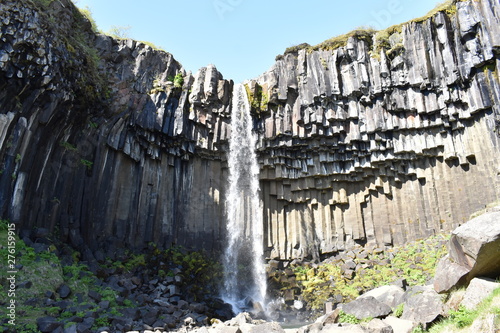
[222,83,267,314]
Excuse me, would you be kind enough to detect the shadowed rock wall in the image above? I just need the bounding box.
[0,0,499,259]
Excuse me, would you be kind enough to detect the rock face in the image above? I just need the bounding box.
[1,0,500,259]
[253,0,500,259]
[434,207,500,293]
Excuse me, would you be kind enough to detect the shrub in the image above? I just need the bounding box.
[173,72,184,89]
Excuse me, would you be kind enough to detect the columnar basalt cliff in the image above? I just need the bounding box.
[0,0,499,260]
[250,0,500,259]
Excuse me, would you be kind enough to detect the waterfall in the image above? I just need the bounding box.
[222,83,267,314]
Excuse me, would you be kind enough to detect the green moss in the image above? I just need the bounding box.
[79,159,93,170]
[338,310,361,324]
[289,234,449,310]
[78,6,98,32]
[284,43,311,55]
[394,303,404,317]
[31,0,55,8]
[173,72,184,89]
[280,0,460,61]
[283,29,376,57]
[429,287,500,332]
[244,83,269,113]
[312,28,376,52]
[60,141,78,152]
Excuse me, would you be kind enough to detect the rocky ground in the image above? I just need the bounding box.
[1,206,500,333]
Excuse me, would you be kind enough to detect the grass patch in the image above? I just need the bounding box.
[280,0,459,60]
[244,83,269,113]
[428,287,500,332]
[287,234,449,310]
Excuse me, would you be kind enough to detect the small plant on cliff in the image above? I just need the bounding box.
[78,6,98,32]
[173,72,184,89]
[60,141,78,153]
[80,158,93,170]
[244,83,269,113]
[108,25,132,39]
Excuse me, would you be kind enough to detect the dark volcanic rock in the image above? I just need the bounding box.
[37,316,62,332]
[342,296,392,320]
[434,208,500,293]
[0,0,500,265]
[57,284,71,299]
[401,286,444,327]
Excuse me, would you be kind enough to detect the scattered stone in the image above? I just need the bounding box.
[320,323,366,332]
[249,322,286,333]
[358,285,405,308]
[460,277,500,310]
[467,313,498,333]
[320,308,341,325]
[341,296,392,320]
[37,316,62,332]
[88,289,102,302]
[57,284,71,299]
[63,324,77,333]
[433,255,471,293]
[18,280,32,289]
[343,269,355,280]
[217,327,242,333]
[361,318,394,333]
[401,286,444,327]
[382,316,416,333]
[391,279,408,291]
[293,300,304,310]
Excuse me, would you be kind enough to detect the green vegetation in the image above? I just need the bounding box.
[338,310,361,324]
[244,83,269,113]
[281,0,458,61]
[284,28,376,56]
[428,287,500,332]
[0,222,64,329]
[78,6,98,32]
[284,234,449,310]
[107,25,132,39]
[80,158,93,170]
[393,303,405,318]
[150,72,184,94]
[146,244,223,300]
[173,72,184,89]
[59,141,78,152]
[32,0,55,8]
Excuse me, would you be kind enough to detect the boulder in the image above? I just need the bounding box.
[57,284,71,299]
[460,277,500,310]
[249,322,285,333]
[361,319,394,333]
[382,316,416,333]
[401,286,444,327]
[358,285,405,308]
[37,317,62,332]
[217,327,242,333]
[434,209,500,293]
[467,313,498,333]
[341,296,392,320]
[319,323,366,332]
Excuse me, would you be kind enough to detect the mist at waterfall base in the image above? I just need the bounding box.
[221,84,268,315]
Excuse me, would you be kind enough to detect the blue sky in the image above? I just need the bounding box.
[74,0,442,83]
